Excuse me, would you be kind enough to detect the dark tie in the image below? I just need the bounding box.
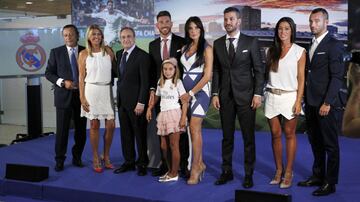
[70,48,78,86]
[119,51,128,77]
[228,38,235,63]
[162,39,169,60]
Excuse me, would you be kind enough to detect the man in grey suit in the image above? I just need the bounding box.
[212,7,264,188]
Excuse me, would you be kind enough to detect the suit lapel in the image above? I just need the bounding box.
[219,36,230,67]
[61,45,71,70]
[232,35,246,66]
[170,35,178,57]
[310,33,330,68]
[124,46,138,75]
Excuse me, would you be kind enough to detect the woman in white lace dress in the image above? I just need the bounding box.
[78,24,115,173]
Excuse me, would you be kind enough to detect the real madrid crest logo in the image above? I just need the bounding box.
[16,32,46,72]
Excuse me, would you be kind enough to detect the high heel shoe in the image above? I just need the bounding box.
[269,169,283,185]
[200,162,206,178]
[280,171,293,189]
[187,167,203,185]
[100,155,114,169]
[93,158,103,173]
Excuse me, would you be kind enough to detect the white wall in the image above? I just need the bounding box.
[0,15,71,127]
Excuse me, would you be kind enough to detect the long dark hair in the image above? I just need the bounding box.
[184,16,206,66]
[267,17,296,72]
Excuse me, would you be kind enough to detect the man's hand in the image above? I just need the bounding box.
[64,80,74,89]
[251,96,262,109]
[134,103,145,116]
[319,103,331,116]
[212,96,220,110]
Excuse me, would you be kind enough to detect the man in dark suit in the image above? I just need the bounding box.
[298,8,346,196]
[212,7,264,188]
[113,27,150,176]
[148,10,188,177]
[45,24,87,172]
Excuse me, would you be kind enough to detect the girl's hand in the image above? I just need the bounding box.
[146,108,152,122]
[179,116,187,129]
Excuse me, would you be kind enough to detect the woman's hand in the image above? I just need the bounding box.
[180,93,191,104]
[80,97,90,113]
[292,101,302,116]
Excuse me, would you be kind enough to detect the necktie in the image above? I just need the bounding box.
[70,48,78,86]
[119,51,128,78]
[309,38,318,62]
[228,38,235,63]
[162,39,169,60]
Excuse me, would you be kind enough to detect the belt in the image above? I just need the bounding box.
[266,88,296,95]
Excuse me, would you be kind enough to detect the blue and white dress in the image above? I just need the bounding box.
[180,44,211,118]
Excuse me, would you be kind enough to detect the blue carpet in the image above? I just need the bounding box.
[0,129,360,202]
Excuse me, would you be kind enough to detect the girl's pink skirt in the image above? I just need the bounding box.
[156,108,186,136]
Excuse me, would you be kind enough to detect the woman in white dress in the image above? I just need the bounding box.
[265,17,305,188]
[78,24,116,173]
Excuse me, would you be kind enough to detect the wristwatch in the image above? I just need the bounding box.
[60,80,65,88]
[189,90,194,97]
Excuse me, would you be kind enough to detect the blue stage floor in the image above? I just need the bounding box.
[1,129,360,202]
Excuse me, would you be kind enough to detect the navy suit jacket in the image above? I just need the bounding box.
[45,45,85,108]
[305,33,347,107]
[115,46,150,111]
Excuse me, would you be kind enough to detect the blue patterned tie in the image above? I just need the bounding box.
[119,51,128,78]
[70,48,78,86]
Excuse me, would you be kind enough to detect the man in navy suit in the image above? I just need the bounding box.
[148,10,188,177]
[45,24,87,172]
[113,27,150,176]
[297,8,346,196]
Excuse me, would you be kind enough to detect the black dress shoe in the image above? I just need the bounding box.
[214,171,234,185]
[297,176,323,187]
[113,163,135,174]
[54,162,64,172]
[152,164,168,176]
[180,168,190,179]
[242,175,254,188]
[72,158,84,167]
[312,183,336,196]
[137,166,147,176]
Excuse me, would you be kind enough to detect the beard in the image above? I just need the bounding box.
[225,25,237,33]
[159,27,171,36]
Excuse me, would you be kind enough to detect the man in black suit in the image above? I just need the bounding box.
[45,24,87,172]
[212,7,264,188]
[298,8,346,196]
[113,27,150,176]
[148,10,188,177]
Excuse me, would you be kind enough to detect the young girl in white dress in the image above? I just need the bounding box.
[146,58,188,182]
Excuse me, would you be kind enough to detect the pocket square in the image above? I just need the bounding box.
[242,50,248,53]
[176,49,181,52]
[317,52,326,55]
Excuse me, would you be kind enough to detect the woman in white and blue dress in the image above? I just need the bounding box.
[78,24,116,173]
[265,17,305,188]
[180,16,213,185]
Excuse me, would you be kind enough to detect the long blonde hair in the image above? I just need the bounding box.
[159,58,180,88]
[85,24,106,57]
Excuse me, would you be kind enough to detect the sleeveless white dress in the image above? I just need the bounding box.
[264,43,305,120]
[81,52,115,120]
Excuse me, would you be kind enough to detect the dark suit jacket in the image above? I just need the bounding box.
[115,46,150,110]
[212,34,264,105]
[148,34,186,90]
[305,33,346,107]
[45,45,85,108]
